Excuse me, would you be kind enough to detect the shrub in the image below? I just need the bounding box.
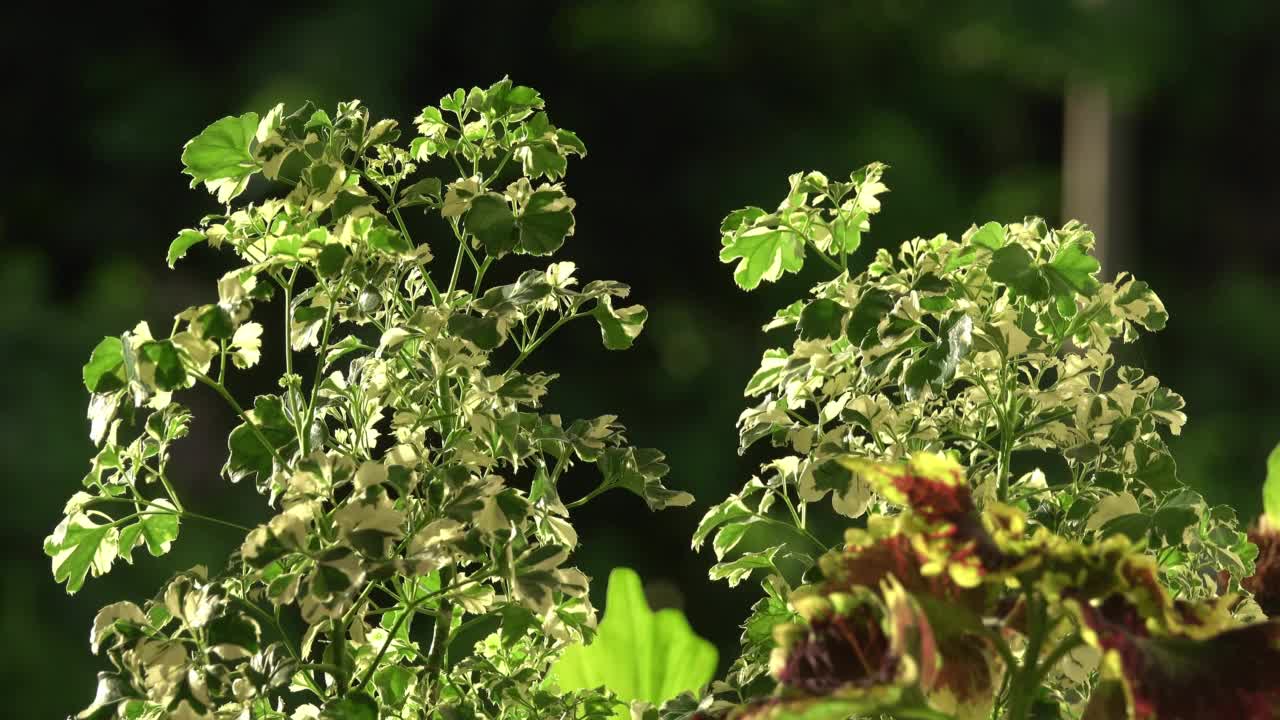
[691,166,1271,719]
[47,79,694,720]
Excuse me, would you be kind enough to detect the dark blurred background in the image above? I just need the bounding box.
[4,2,1280,715]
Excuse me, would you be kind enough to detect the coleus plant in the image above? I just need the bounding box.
[689,166,1270,718]
[45,79,695,720]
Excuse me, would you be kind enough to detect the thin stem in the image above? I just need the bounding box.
[421,567,456,706]
[301,297,338,455]
[86,496,252,532]
[565,484,609,510]
[195,374,288,469]
[751,512,827,554]
[509,311,586,374]
[155,471,185,513]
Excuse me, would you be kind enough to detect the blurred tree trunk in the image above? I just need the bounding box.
[1063,81,1133,279]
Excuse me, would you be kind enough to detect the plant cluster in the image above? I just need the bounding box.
[684,166,1272,719]
[47,83,1280,720]
[47,80,694,720]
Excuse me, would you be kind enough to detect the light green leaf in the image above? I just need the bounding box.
[167,229,205,268]
[593,297,648,350]
[83,337,126,393]
[1264,442,1280,527]
[44,514,120,593]
[1045,240,1101,298]
[692,497,752,550]
[719,226,805,291]
[118,500,180,560]
[550,568,716,718]
[709,547,778,588]
[181,112,260,202]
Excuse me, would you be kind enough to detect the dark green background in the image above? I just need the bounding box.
[4,2,1279,716]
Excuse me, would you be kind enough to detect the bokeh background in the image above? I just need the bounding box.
[4,2,1280,715]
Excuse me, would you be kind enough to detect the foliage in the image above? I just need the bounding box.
[46,79,693,720]
[551,567,718,719]
[688,166,1267,718]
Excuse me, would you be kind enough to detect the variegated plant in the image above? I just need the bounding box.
[47,79,692,720]
[689,166,1265,719]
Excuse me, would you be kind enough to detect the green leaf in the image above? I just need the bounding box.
[597,448,692,510]
[846,289,894,346]
[592,297,649,350]
[903,315,971,401]
[373,665,413,706]
[550,568,716,717]
[447,612,502,668]
[181,111,260,201]
[709,547,778,588]
[83,337,126,393]
[989,244,1048,300]
[320,693,378,720]
[367,226,412,255]
[971,221,1006,250]
[1045,240,1101,298]
[692,497,752,550]
[44,514,119,593]
[167,229,205,268]
[140,340,186,391]
[517,187,576,255]
[1101,513,1152,542]
[447,313,503,351]
[223,395,296,484]
[118,501,180,560]
[465,193,517,255]
[1264,442,1280,527]
[719,226,805,291]
[798,299,845,340]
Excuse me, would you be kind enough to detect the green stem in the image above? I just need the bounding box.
[509,311,585,374]
[446,223,467,297]
[751,512,827,554]
[1003,593,1048,720]
[421,567,456,706]
[301,298,338,455]
[195,374,288,469]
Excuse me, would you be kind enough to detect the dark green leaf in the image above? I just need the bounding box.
[466,193,517,255]
[321,693,378,720]
[447,313,502,351]
[989,244,1048,300]
[798,299,845,340]
[517,188,575,255]
[1045,241,1101,298]
[140,341,186,391]
[846,289,894,346]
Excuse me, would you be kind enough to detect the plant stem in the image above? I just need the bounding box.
[509,311,585,374]
[195,374,288,468]
[421,566,455,707]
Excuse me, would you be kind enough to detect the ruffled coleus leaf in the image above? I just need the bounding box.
[1071,593,1280,719]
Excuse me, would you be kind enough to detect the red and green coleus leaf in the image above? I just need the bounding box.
[749,574,1001,720]
[836,454,1021,587]
[1071,593,1280,719]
